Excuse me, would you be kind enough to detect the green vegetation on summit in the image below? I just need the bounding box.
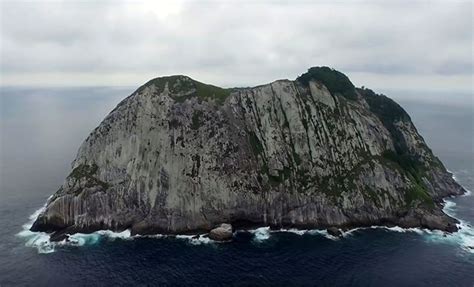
[297,66,357,100]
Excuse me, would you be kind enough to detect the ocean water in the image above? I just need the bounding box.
[0,87,473,286]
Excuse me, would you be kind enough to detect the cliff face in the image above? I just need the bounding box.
[31,67,465,237]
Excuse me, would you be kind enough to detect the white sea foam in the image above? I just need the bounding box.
[21,231,55,254]
[250,225,426,240]
[341,227,363,237]
[424,218,474,254]
[18,225,134,253]
[277,228,307,236]
[248,227,336,240]
[250,227,271,242]
[382,226,425,235]
[175,234,214,245]
[17,203,135,253]
[97,229,132,239]
[462,189,472,197]
[304,229,336,240]
[456,220,474,253]
[341,225,425,237]
[443,200,457,215]
[16,203,56,254]
[441,170,474,253]
[276,228,339,240]
[66,233,101,246]
[19,212,216,253]
[409,169,474,253]
[436,198,474,254]
[62,230,131,246]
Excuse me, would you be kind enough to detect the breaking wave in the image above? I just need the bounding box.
[175,234,214,245]
[16,197,138,253]
[246,227,339,241]
[432,199,474,254]
[17,203,217,253]
[462,189,472,197]
[251,227,271,242]
[17,202,54,253]
[16,205,134,254]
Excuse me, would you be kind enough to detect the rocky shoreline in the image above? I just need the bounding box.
[43,199,462,242]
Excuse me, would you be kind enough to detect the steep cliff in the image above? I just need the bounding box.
[31,67,465,238]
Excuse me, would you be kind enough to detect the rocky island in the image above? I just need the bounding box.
[31,67,466,241]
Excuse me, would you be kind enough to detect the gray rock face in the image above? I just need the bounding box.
[208,223,233,241]
[31,67,466,238]
[327,227,342,237]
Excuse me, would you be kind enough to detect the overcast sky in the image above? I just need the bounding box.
[0,0,472,92]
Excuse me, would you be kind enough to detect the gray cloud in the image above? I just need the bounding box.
[0,0,472,89]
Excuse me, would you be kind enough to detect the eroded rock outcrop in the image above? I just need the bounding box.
[208,223,233,241]
[30,66,466,239]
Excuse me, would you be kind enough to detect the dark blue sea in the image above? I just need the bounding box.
[1,87,473,286]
